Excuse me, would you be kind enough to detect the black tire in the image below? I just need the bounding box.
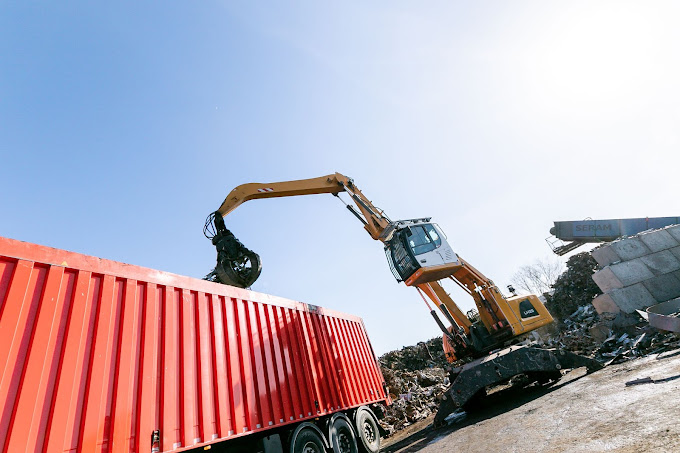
[291,428,325,453]
[355,409,380,453]
[330,417,359,453]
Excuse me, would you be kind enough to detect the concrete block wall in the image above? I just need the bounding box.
[591,225,680,314]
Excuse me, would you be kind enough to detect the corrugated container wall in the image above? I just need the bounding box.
[0,236,388,453]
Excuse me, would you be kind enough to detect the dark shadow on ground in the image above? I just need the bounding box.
[656,348,680,361]
[654,373,680,383]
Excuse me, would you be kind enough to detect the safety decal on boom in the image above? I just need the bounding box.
[257,188,274,193]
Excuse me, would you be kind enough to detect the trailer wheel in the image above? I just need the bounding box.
[330,416,359,453]
[291,427,326,453]
[355,408,380,453]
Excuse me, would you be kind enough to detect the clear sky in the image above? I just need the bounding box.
[2,1,680,354]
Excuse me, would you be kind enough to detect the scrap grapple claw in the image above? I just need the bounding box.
[204,212,262,288]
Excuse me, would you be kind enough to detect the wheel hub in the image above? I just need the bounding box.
[363,421,376,444]
[302,441,321,453]
[338,432,352,453]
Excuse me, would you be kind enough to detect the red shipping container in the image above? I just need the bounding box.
[0,236,389,453]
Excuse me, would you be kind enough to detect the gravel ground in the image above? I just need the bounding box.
[383,349,680,453]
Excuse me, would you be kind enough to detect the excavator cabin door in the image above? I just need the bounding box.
[385,222,459,283]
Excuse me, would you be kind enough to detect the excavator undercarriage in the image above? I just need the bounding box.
[434,345,603,425]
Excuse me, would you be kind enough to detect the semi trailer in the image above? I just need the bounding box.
[0,236,389,453]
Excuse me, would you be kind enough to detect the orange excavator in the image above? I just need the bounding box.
[205,172,602,424]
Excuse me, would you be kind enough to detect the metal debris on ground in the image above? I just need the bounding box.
[625,374,680,386]
[625,376,654,386]
[537,304,680,365]
[443,410,467,425]
[647,298,680,333]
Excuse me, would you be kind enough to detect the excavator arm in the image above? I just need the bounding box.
[204,173,391,288]
[214,173,391,240]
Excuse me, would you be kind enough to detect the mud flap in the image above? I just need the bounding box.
[434,346,603,426]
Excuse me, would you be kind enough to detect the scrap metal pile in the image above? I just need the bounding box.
[537,304,680,365]
[378,338,450,434]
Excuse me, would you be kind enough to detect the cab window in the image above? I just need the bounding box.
[425,225,442,248]
[408,226,436,255]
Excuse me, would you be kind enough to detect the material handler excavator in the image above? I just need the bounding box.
[204,173,602,425]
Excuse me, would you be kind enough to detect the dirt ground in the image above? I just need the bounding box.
[382,348,680,453]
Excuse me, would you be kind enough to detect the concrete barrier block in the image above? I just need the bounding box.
[640,250,680,276]
[591,246,620,267]
[592,268,624,292]
[610,238,652,261]
[609,259,655,285]
[591,293,621,315]
[668,245,680,262]
[639,229,679,252]
[642,273,680,303]
[609,283,657,313]
[666,225,680,242]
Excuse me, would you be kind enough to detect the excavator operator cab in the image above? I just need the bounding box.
[384,219,460,284]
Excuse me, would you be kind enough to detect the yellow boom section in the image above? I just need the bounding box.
[216,174,343,216]
[216,172,391,241]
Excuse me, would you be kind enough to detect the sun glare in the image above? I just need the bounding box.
[526,4,673,114]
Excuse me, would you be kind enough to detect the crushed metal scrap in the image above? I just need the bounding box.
[379,338,450,434]
[538,304,680,366]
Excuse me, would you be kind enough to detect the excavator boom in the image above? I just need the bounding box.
[215,173,391,240]
[216,175,343,216]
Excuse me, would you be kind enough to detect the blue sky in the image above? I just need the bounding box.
[2,1,680,354]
